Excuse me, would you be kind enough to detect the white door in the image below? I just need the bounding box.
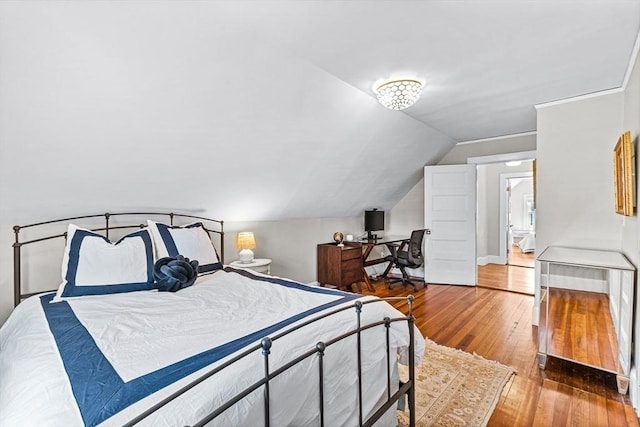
[424,164,477,285]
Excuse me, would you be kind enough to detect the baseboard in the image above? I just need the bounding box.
[630,367,638,413]
[477,255,502,266]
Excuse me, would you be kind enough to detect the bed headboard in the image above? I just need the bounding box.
[12,212,224,306]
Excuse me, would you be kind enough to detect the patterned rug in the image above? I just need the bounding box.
[397,340,515,427]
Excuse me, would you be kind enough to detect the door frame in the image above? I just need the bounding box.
[467,150,537,267]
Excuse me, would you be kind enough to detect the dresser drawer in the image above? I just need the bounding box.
[341,259,363,284]
[341,247,362,261]
[342,270,362,285]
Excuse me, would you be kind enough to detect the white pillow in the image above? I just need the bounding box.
[54,224,155,301]
[147,220,222,274]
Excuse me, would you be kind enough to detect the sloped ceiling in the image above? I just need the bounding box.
[0,1,638,224]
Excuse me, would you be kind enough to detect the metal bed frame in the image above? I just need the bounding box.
[13,212,224,307]
[11,212,417,427]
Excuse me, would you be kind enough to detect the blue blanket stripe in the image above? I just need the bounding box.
[41,276,360,426]
[41,294,124,426]
[224,266,355,297]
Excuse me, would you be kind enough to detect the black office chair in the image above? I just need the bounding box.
[384,229,427,290]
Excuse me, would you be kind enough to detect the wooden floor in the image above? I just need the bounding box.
[547,289,619,374]
[364,274,639,426]
[509,244,535,268]
[478,263,534,295]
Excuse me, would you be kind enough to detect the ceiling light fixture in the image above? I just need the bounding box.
[374,78,424,110]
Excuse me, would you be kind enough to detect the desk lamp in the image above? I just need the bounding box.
[237,232,256,263]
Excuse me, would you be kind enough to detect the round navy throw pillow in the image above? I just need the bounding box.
[153,255,199,292]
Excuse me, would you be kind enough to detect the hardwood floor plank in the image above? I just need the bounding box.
[570,386,592,426]
[509,244,535,268]
[478,263,534,295]
[532,379,561,425]
[589,392,610,426]
[549,289,619,374]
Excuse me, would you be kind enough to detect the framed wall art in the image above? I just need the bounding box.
[613,130,635,216]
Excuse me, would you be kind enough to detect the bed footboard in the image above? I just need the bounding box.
[124,296,417,427]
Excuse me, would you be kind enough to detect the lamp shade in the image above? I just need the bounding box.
[375,78,424,110]
[237,232,256,250]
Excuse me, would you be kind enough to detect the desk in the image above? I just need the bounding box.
[360,236,409,290]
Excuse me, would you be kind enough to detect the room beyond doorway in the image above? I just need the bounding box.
[508,244,535,268]
[505,174,535,267]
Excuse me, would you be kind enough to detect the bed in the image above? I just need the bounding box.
[0,212,424,426]
[516,232,536,253]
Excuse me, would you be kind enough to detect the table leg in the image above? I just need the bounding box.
[361,244,376,292]
[362,275,375,292]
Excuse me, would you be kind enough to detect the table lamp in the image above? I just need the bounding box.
[237,232,256,263]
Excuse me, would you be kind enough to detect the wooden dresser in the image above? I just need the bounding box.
[317,242,364,290]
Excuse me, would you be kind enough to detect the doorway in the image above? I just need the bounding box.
[470,152,536,295]
[504,174,535,268]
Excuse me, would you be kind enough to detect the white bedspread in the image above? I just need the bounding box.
[0,268,424,426]
[516,232,536,253]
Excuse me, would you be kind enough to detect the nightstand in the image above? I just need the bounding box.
[229,258,272,275]
[317,242,364,291]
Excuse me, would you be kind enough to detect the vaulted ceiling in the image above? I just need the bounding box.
[1,1,639,223]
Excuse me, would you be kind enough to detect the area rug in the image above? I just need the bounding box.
[397,340,515,427]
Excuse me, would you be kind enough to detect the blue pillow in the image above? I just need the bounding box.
[147,220,222,274]
[54,225,155,301]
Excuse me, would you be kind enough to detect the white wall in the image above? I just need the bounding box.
[476,166,489,259]
[534,90,625,326]
[536,93,624,255]
[621,37,640,410]
[223,217,363,282]
[439,133,537,165]
[388,180,424,236]
[621,41,640,290]
[0,3,456,228]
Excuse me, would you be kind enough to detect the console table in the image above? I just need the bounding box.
[537,246,635,393]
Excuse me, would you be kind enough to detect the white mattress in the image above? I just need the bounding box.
[0,267,424,426]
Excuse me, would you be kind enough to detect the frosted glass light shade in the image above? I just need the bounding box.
[375,79,424,110]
